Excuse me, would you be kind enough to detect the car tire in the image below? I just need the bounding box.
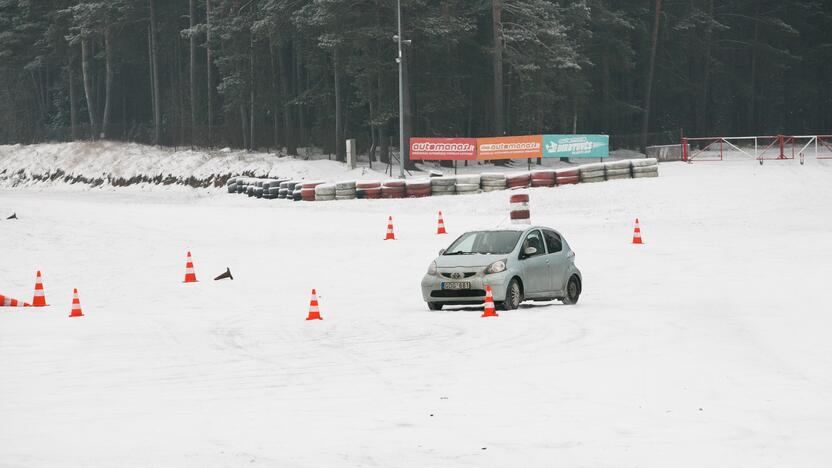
[499,279,522,310]
[561,275,581,305]
[427,302,444,311]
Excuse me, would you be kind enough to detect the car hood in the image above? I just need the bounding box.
[434,253,507,268]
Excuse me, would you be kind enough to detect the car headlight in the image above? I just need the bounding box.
[485,259,506,274]
[428,260,437,275]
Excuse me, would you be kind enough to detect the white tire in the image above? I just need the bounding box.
[605,168,630,177]
[605,160,631,170]
[606,173,631,180]
[633,171,659,178]
[631,158,659,167]
[633,165,659,174]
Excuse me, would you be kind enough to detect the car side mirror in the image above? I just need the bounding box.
[438,248,446,256]
[523,246,537,256]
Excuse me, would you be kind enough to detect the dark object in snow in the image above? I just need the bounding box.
[6,212,17,220]
[214,267,233,281]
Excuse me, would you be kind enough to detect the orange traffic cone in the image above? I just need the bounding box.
[183,251,198,283]
[437,211,447,235]
[384,216,396,240]
[0,294,30,307]
[481,285,499,318]
[69,288,84,317]
[306,289,323,320]
[32,270,48,307]
[632,218,643,244]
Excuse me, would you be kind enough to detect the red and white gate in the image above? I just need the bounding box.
[681,134,832,164]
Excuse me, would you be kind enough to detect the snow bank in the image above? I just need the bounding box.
[0,141,656,191]
[0,141,391,190]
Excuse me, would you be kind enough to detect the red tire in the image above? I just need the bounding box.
[556,176,580,185]
[506,173,531,183]
[510,210,531,220]
[531,170,556,180]
[406,188,432,197]
[530,179,555,187]
[381,187,405,198]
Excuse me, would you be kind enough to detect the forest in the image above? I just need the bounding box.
[0,0,830,164]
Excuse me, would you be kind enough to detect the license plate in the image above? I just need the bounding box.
[441,282,471,290]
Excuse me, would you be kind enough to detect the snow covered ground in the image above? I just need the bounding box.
[2,155,832,467]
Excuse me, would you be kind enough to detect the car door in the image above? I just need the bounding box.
[518,229,549,295]
[543,229,567,294]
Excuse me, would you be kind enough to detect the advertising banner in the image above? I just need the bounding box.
[409,137,477,161]
[542,134,609,158]
[476,135,543,160]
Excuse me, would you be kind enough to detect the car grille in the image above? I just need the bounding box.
[431,289,486,298]
[440,272,477,279]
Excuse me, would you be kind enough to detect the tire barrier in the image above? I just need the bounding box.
[631,158,659,178]
[381,180,406,198]
[314,183,337,201]
[431,177,457,196]
[455,174,482,186]
[335,180,357,200]
[455,175,482,196]
[633,170,659,178]
[301,181,324,201]
[405,179,432,198]
[506,172,531,189]
[530,169,557,187]
[555,168,580,185]
[455,183,481,195]
[357,180,382,199]
[284,181,299,199]
[509,193,530,224]
[278,180,295,199]
[579,162,605,183]
[631,157,659,167]
[225,158,659,202]
[481,173,507,192]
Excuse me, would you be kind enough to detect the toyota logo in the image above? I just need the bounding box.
[451,272,462,279]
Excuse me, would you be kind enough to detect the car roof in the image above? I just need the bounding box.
[470,225,559,234]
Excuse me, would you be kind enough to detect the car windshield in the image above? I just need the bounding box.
[444,230,522,255]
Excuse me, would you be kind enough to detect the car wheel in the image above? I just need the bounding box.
[499,279,522,310]
[427,302,444,311]
[561,276,581,305]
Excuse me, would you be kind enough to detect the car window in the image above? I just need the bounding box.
[521,230,546,258]
[448,233,476,253]
[445,231,522,255]
[543,230,563,253]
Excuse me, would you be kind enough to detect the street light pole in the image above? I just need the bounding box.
[396,0,405,179]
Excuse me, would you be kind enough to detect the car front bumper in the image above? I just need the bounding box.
[421,270,511,304]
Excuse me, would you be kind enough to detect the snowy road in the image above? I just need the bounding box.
[2,160,832,467]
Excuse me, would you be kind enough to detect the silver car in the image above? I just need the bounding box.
[421,226,582,310]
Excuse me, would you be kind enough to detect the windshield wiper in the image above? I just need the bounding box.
[445,251,474,255]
